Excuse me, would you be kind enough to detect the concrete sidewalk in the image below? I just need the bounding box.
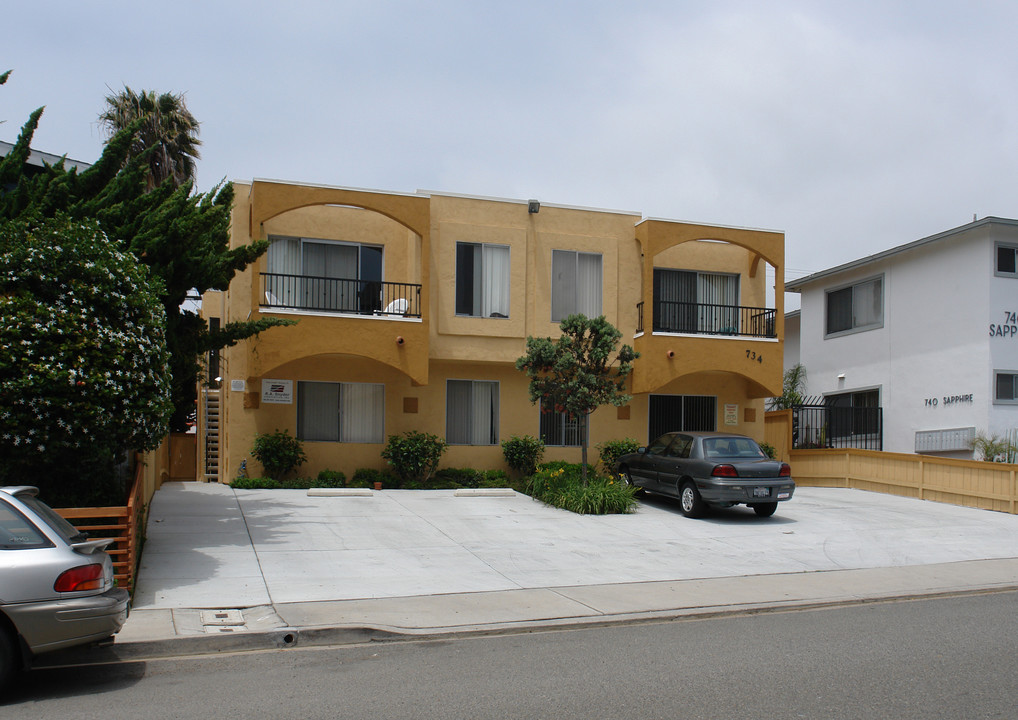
[73,482,1018,661]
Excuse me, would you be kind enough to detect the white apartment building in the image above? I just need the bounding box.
[785,217,1018,458]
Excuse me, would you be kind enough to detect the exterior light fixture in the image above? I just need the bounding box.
[528,200,540,214]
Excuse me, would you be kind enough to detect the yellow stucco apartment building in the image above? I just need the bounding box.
[199,179,786,482]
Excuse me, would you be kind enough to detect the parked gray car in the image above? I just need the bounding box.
[616,432,794,518]
[0,486,130,690]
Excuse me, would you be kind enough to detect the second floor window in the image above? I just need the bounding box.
[653,269,740,333]
[825,276,883,336]
[996,372,1018,403]
[266,236,383,312]
[552,250,602,322]
[996,243,1018,278]
[455,242,510,317]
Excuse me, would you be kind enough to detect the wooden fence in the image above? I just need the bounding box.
[766,410,1017,515]
[54,456,146,589]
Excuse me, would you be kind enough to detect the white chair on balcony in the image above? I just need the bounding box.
[382,298,409,316]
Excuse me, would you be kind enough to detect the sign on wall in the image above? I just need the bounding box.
[261,379,293,404]
[989,310,1017,338]
[724,403,738,425]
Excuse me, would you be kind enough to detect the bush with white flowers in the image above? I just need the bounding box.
[0,217,172,499]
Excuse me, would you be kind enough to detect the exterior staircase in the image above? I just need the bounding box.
[203,389,221,482]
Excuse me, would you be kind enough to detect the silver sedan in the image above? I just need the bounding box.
[616,432,795,518]
[0,486,130,690]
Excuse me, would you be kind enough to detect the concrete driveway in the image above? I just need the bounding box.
[133,483,1018,610]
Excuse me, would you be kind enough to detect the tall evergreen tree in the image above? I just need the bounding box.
[0,71,293,431]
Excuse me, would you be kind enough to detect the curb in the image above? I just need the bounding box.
[34,581,1018,668]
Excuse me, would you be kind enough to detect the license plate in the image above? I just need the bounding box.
[752,487,770,498]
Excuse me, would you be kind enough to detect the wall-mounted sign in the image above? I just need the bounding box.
[261,379,293,404]
[989,310,1017,338]
[924,394,973,408]
[230,379,245,392]
[724,403,738,425]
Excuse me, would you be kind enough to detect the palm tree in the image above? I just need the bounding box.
[98,86,201,190]
[768,363,808,410]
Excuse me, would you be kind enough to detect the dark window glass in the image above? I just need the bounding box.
[826,287,853,334]
[998,245,1017,275]
[996,373,1017,401]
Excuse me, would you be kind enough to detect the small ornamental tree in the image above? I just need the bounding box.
[515,314,638,485]
[0,217,172,502]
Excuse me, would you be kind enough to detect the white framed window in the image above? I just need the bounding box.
[266,236,383,312]
[825,276,883,337]
[995,242,1018,278]
[551,250,602,321]
[455,242,510,318]
[995,371,1018,404]
[446,380,499,445]
[297,381,384,443]
[539,401,586,447]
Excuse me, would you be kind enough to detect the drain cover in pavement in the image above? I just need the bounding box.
[200,609,245,625]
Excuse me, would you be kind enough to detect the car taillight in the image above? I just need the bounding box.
[779,463,792,477]
[711,464,739,477]
[54,564,104,592]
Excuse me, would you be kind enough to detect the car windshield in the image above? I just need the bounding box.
[703,437,766,459]
[17,494,84,542]
[0,500,52,549]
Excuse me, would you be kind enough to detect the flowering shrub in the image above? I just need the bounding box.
[527,462,636,514]
[0,218,172,500]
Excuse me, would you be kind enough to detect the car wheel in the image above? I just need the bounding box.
[679,481,706,518]
[752,502,778,518]
[0,625,18,696]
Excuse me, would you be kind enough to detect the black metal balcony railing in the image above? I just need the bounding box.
[636,301,776,338]
[260,273,422,318]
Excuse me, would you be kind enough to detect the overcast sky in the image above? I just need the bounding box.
[5,1,1018,298]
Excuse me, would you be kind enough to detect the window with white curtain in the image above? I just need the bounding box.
[552,250,602,322]
[446,380,499,445]
[297,381,384,443]
[825,276,883,336]
[265,236,383,312]
[653,269,739,333]
[455,242,510,317]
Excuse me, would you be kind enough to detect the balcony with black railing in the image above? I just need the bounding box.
[260,273,422,318]
[636,300,776,338]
